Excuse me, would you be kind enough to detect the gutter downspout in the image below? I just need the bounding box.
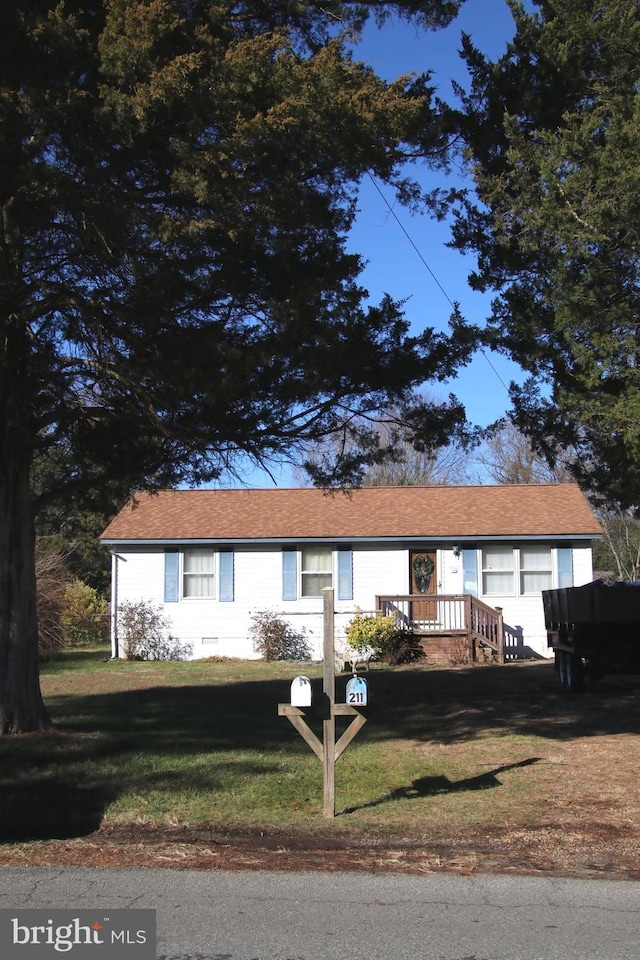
[111,552,127,659]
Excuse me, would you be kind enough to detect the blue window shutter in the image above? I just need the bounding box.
[282,550,297,601]
[557,547,573,588]
[462,549,478,597]
[164,551,179,602]
[219,551,234,602]
[337,549,353,600]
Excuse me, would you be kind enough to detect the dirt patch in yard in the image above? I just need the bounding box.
[2,663,640,880]
[1,813,640,880]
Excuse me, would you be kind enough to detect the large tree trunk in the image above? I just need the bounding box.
[0,311,51,734]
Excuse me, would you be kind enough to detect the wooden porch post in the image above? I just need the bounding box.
[464,594,473,660]
[495,606,505,663]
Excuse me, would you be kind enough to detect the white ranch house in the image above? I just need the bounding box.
[100,484,602,663]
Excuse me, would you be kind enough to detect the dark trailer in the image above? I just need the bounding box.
[543,581,640,690]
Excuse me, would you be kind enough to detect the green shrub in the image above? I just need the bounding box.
[62,580,110,646]
[118,600,192,661]
[345,610,424,665]
[250,610,311,661]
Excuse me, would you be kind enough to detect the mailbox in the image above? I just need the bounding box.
[290,675,312,707]
[345,675,368,706]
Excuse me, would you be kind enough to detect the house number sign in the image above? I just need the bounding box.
[346,675,368,706]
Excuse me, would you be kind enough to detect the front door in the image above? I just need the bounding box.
[409,550,437,621]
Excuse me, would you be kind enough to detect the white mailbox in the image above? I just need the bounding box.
[290,675,312,707]
[346,675,368,706]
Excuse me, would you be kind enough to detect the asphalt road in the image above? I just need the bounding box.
[0,866,639,960]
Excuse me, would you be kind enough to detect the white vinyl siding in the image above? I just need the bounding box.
[110,540,595,662]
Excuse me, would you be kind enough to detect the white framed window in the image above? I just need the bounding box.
[519,545,552,594]
[300,546,332,598]
[482,545,515,595]
[282,548,352,601]
[165,549,234,602]
[183,548,215,598]
[481,544,554,596]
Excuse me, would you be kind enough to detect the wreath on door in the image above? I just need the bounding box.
[412,554,434,593]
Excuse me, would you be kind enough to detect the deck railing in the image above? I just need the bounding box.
[376,594,505,663]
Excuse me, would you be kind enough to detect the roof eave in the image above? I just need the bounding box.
[100,532,601,548]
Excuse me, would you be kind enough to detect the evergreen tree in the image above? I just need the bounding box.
[0,0,467,732]
[451,0,640,507]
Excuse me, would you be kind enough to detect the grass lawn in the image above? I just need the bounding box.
[1,648,640,877]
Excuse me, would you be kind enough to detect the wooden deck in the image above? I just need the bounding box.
[376,594,505,663]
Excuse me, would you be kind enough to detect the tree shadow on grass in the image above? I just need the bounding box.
[0,778,119,842]
[48,676,298,751]
[4,659,638,842]
[43,661,640,752]
[342,758,542,815]
[0,755,279,843]
[0,675,303,845]
[362,662,640,743]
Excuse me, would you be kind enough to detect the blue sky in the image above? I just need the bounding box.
[348,0,526,430]
[239,0,530,486]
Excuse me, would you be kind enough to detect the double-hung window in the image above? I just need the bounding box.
[183,548,215,598]
[482,546,515,595]
[301,547,332,598]
[165,549,234,601]
[519,545,553,594]
[282,547,352,601]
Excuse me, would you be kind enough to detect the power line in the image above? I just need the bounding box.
[367,174,510,395]
[368,174,457,311]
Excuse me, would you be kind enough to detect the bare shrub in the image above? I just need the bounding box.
[250,610,311,661]
[36,541,69,659]
[118,600,192,661]
[448,634,473,666]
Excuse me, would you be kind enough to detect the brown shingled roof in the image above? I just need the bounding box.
[100,485,602,543]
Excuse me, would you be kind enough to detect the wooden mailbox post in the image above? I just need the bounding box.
[278,588,367,818]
